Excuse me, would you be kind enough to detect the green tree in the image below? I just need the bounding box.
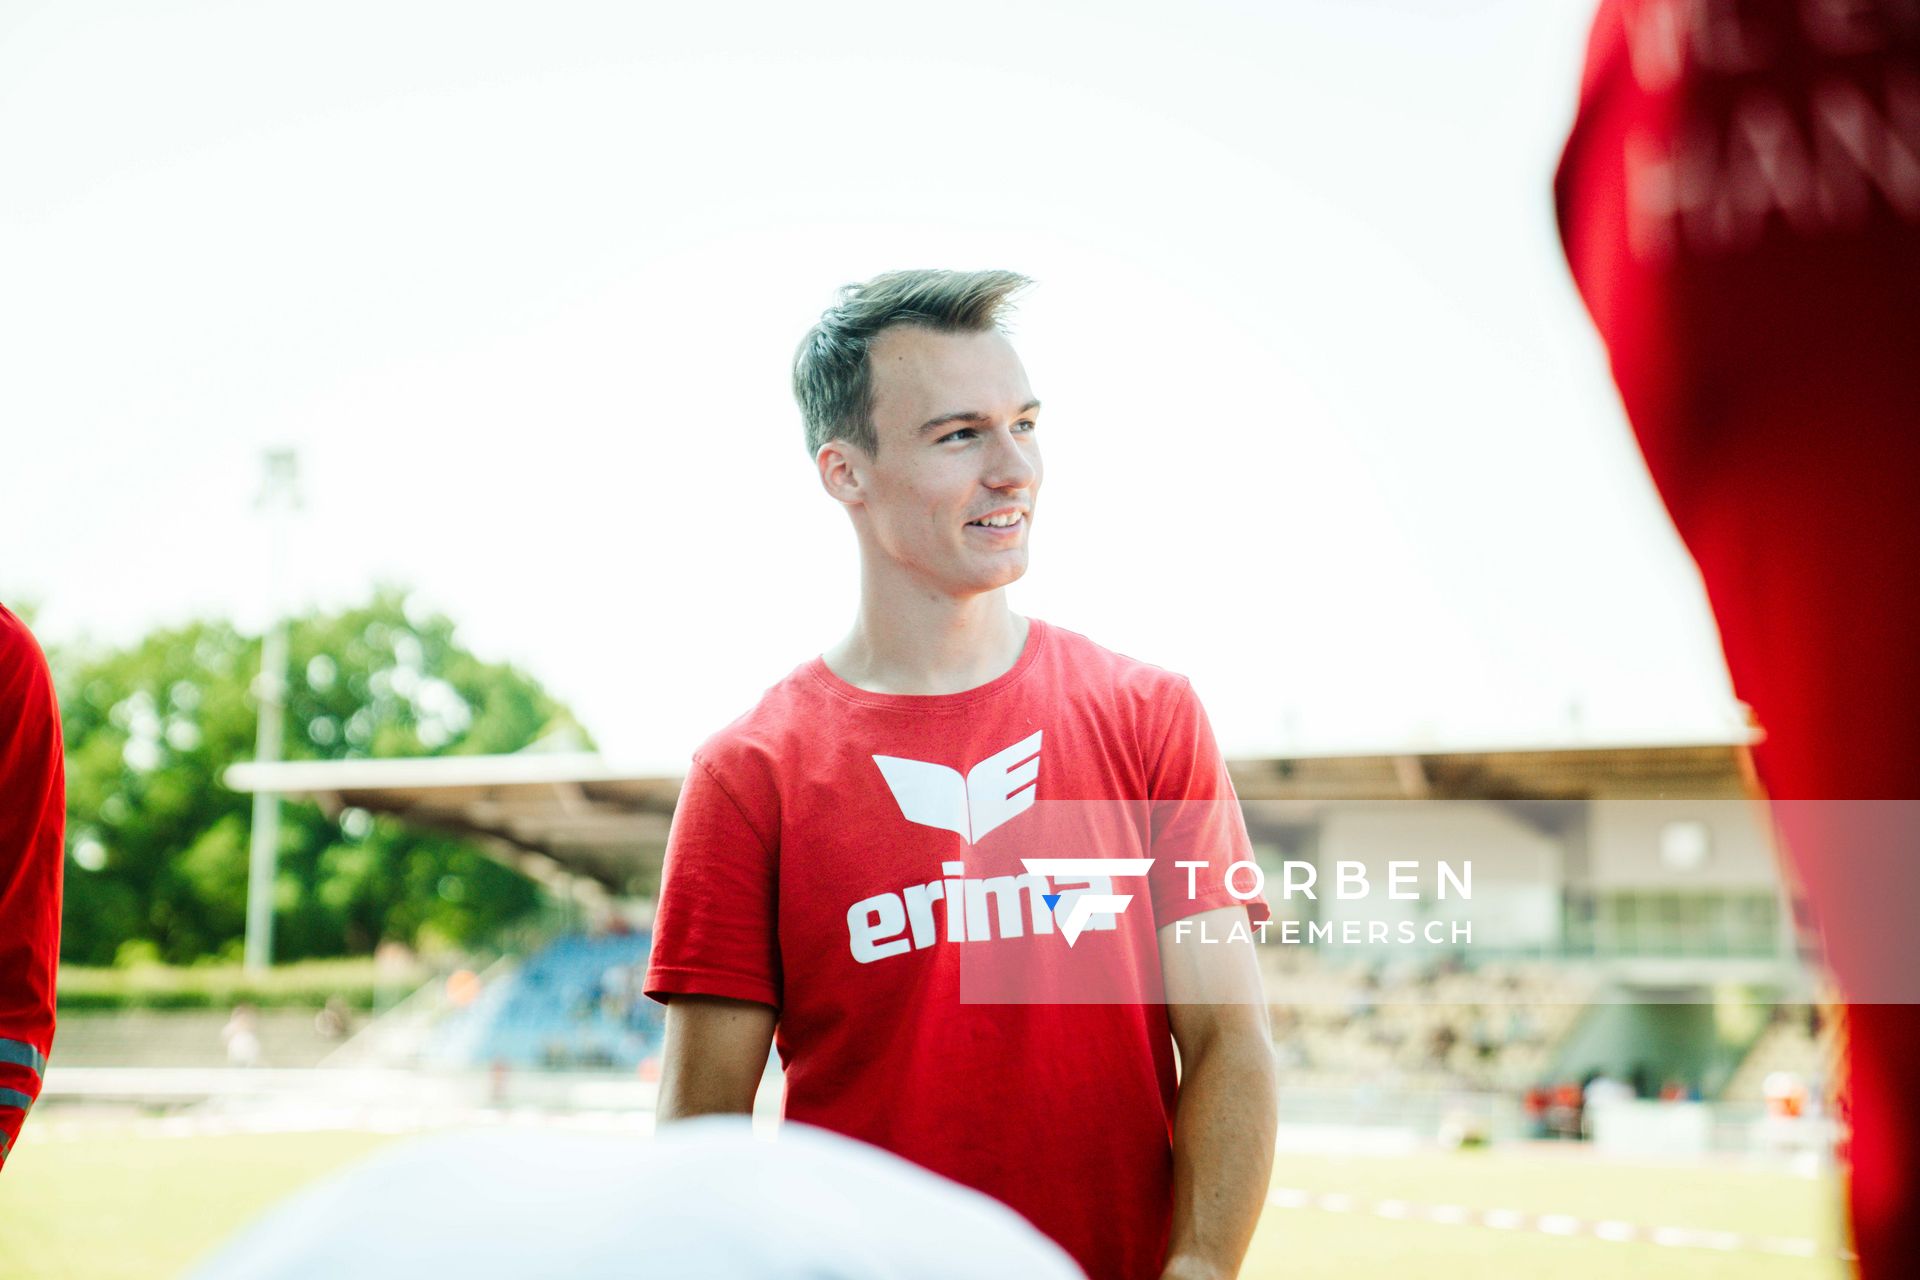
[52,588,592,964]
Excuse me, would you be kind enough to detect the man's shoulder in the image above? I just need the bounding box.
[0,603,57,703]
[685,656,825,777]
[1041,618,1194,705]
[1,603,42,663]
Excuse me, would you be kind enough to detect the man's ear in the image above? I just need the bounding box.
[816,439,868,507]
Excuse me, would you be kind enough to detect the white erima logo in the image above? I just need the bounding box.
[873,730,1043,844]
[858,732,1151,951]
[844,857,1154,961]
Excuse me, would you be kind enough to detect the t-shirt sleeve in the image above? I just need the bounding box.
[0,607,65,1171]
[643,753,781,1010]
[1145,676,1270,928]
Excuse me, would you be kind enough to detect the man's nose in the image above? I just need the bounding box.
[983,427,1038,490]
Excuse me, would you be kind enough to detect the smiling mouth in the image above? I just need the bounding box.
[966,511,1027,530]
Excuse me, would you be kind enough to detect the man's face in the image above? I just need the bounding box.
[834,325,1042,595]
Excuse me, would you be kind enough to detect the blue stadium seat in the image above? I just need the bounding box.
[425,932,664,1071]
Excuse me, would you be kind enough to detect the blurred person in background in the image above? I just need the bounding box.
[314,996,353,1043]
[222,1003,264,1069]
[187,1117,1087,1279]
[1522,1085,1552,1139]
[0,603,64,1171]
[1547,1082,1584,1140]
[1580,1071,1634,1139]
[1557,0,1920,1266]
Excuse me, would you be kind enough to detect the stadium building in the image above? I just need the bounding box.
[219,737,1829,1134]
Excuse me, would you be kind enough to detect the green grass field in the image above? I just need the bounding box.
[0,1126,1849,1280]
[1247,1149,1848,1280]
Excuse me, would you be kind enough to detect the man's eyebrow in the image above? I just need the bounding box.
[916,400,1043,436]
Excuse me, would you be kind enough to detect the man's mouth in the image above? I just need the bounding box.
[966,510,1026,533]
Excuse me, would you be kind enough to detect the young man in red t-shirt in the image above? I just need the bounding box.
[1556,2,1920,1267]
[1,603,65,1171]
[644,270,1278,1280]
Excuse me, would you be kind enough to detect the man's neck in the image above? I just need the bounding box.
[823,592,1030,697]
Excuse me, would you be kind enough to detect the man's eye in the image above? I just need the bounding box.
[939,421,1032,443]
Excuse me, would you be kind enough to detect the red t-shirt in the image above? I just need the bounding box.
[1,604,64,1170]
[645,617,1269,1280]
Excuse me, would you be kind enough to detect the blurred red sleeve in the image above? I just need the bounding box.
[0,604,65,1170]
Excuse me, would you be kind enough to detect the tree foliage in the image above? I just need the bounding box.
[51,588,592,964]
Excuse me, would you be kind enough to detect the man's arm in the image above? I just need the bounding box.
[655,994,777,1122]
[0,605,64,1170]
[1158,906,1278,1280]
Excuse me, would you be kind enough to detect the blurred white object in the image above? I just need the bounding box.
[1590,1100,1710,1159]
[186,1117,1086,1279]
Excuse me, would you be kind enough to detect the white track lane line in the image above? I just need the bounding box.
[1265,1187,1838,1259]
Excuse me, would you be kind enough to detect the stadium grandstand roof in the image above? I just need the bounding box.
[223,752,681,894]
[224,740,1756,893]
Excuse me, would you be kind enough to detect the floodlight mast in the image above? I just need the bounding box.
[244,448,301,974]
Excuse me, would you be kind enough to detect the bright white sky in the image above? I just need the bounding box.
[0,0,1746,770]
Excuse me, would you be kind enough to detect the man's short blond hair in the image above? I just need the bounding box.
[792,268,1031,459]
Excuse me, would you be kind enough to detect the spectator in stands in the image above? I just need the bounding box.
[600,962,633,1024]
[222,1004,263,1069]
[1581,1071,1634,1137]
[0,603,64,1172]
[314,997,352,1043]
[1469,1009,1499,1062]
[1765,1071,1810,1120]
[1548,1082,1584,1140]
[1628,1063,1651,1100]
[1522,1086,1551,1139]
[1426,1022,1458,1069]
